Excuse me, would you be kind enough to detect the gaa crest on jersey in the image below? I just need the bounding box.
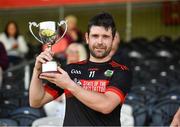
[104,70,114,77]
[74,78,82,86]
[71,69,81,75]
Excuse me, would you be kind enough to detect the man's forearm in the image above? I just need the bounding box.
[29,68,45,107]
[67,81,119,114]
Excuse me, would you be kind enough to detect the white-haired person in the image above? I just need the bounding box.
[65,15,83,43]
[66,42,87,64]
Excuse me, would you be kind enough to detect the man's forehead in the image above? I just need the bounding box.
[89,26,112,34]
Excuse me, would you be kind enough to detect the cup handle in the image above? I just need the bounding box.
[29,22,44,44]
[57,20,68,42]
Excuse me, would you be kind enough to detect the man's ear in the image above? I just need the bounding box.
[85,32,89,44]
[114,32,120,45]
[116,32,120,46]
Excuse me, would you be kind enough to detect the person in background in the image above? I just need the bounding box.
[0,41,9,88]
[108,31,120,58]
[66,43,87,64]
[0,21,29,65]
[111,32,131,68]
[65,15,83,43]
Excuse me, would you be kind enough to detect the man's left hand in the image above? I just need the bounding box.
[39,67,73,89]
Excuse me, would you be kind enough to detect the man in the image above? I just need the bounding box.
[29,12,131,126]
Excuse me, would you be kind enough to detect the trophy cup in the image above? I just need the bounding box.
[29,20,67,73]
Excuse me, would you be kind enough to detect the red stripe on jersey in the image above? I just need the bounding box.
[88,68,99,71]
[64,89,74,98]
[109,61,129,70]
[71,60,87,65]
[105,86,126,104]
[44,84,59,99]
[64,89,71,95]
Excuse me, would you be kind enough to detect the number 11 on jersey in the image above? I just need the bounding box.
[89,71,95,78]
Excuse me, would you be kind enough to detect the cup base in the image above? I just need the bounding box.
[42,61,57,72]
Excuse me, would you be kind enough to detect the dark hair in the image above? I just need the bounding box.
[4,21,19,39]
[87,12,116,38]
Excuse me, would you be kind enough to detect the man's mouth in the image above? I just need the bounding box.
[95,48,105,52]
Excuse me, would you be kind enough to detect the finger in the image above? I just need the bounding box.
[41,54,52,62]
[42,51,53,60]
[51,51,55,56]
[57,66,66,74]
[40,72,56,78]
[39,51,53,61]
[44,48,54,56]
[40,73,51,78]
[39,75,54,81]
[36,56,46,64]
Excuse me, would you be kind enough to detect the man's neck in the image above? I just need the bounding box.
[89,55,111,63]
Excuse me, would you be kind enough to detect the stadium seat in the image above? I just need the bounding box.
[9,107,46,126]
[150,99,180,126]
[0,99,18,118]
[131,85,157,105]
[0,119,18,126]
[32,116,64,127]
[124,97,147,126]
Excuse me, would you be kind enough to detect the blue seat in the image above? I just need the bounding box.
[9,107,46,126]
[0,119,18,126]
[124,98,147,126]
[150,99,180,126]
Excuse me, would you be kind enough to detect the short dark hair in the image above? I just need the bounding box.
[87,12,116,38]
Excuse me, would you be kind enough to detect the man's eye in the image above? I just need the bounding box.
[92,35,98,38]
[103,35,109,38]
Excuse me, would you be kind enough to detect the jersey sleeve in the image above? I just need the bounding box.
[105,69,132,104]
[44,82,64,99]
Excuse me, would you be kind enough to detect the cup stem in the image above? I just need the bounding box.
[47,44,52,51]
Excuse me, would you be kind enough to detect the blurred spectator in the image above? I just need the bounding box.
[65,15,83,43]
[43,94,66,117]
[0,41,9,88]
[109,31,120,58]
[66,43,87,64]
[111,32,131,67]
[0,21,29,65]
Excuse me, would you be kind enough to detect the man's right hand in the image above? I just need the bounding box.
[34,49,54,71]
[29,48,55,108]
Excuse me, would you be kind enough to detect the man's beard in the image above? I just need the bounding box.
[89,44,111,59]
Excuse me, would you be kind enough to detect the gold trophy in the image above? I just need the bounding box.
[29,21,67,72]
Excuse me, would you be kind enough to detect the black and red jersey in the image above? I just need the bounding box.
[44,59,132,126]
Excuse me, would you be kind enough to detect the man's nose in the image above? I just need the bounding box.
[97,37,103,44]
